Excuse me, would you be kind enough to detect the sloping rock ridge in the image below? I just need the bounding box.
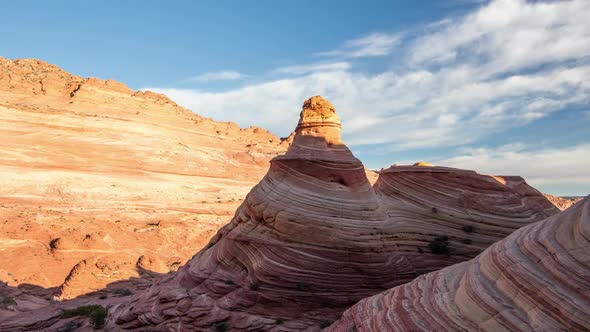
[543,193,583,211]
[0,56,288,296]
[106,96,558,331]
[328,195,590,332]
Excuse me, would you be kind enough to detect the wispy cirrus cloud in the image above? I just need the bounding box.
[147,0,590,194]
[272,62,351,75]
[434,143,590,196]
[408,0,590,69]
[316,32,402,58]
[152,0,590,148]
[185,70,247,82]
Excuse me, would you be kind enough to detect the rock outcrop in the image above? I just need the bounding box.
[328,195,590,332]
[107,96,558,331]
[544,193,583,211]
[0,56,287,294]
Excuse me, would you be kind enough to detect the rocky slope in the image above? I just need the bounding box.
[105,96,558,331]
[543,193,583,210]
[328,195,590,332]
[0,57,287,297]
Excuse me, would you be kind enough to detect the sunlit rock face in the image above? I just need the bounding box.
[0,56,287,294]
[544,193,583,210]
[375,165,559,274]
[109,96,558,331]
[327,195,590,332]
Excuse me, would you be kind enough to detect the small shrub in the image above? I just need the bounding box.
[0,294,16,307]
[224,279,235,285]
[296,282,311,291]
[99,294,107,299]
[214,321,228,332]
[49,238,61,250]
[462,225,474,233]
[61,305,107,329]
[428,235,450,255]
[462,238,473,244]
[320,320,334,328]
[417,247,424,253]
[431,207,438,213]
[112,288,133,296]
[275,318,285,324]
[250,282,260,291]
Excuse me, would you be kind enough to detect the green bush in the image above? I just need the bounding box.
[296,282,311,291]
[462,225,475,233]
[214,321,228,332]
[463,238,473,244]
[250,282,260,291]
[61,305,107,329]
[428,235,450,255]
[0,294,16,307]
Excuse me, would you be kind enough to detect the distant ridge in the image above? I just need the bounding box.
[0,56,288,297]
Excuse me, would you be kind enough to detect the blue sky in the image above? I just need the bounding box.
[1,0,589,195]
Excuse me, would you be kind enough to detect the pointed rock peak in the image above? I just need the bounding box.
[272,96,368,189]
[295,95,343,145]
[278,96,358,163]
[298,95,339,127]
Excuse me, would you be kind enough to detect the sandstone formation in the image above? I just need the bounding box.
[543,193,583,211]
[106,96,558,331]
[328,195,590,332]
[0,56,287,295]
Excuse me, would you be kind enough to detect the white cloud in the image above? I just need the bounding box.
[185,70,246,82]
[272,62,351,75]
[408,0,590,71]
[149,0,590,153]
[317,32,402,58]
[154,63,590,150]
[434,143,590,196]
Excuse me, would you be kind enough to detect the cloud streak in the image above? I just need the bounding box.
[185,70,247,82]
[317,32,402,58]
[435,143,590,196]
[272,62,351,75]
[147,0,590,194]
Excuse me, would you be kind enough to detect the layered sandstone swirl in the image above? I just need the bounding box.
[328,195,590,332]
[109,96,559,331]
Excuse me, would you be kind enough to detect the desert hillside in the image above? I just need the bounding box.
[543,193,583,210]
[0,60,584,332]
[328,196,590,331]
[107,96,559,331]
[0,57,288,294]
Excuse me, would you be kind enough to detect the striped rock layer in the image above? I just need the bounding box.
[0,56,288,294]
[109,96,558,331]
[327,195,590,332]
